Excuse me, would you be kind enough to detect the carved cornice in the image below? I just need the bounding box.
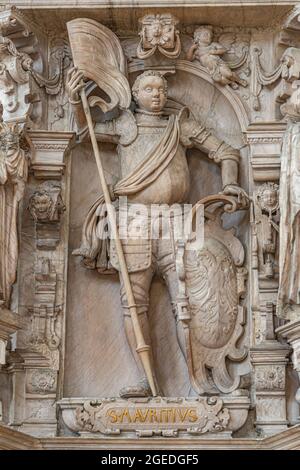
[246,122,287,181]
[27,131,75,179]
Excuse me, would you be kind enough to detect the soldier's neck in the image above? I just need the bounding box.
[135,108,164,122]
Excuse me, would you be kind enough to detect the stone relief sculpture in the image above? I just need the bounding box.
[176,203,247,394]
[137,14,181,59]
[67,18,248,399]
[1,2,300,448]
[252,183,279,279]
[186,26,247,88]
[277,47,300,320]
[0,121,28,305]
[28,181,65,250]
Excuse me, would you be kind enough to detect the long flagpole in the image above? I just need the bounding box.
[80,89,157,397]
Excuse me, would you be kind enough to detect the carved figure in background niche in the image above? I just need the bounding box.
[187,26,247,89]
[252,183,279,279]
[0,122,28,305]
[67,66,248,398]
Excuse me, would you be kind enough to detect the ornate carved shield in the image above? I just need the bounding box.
[178,199,247,395]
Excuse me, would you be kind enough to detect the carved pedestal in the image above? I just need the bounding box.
[277,320,300,421]
[0,305,25,365]
[250,343,290,436]
[58,395,250,439]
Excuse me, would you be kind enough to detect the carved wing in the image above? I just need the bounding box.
[183,217,247,395]
[67,18,131,112]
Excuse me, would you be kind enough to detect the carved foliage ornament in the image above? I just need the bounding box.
[255,365,285,391]
[27,258,61,368]
[137,14,181,59]
[27,369,57,394]
[0,30,69,123]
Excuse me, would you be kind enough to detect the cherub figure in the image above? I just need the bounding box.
[187,25,247,89]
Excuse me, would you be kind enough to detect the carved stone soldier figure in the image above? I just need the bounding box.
[67,67,247,397]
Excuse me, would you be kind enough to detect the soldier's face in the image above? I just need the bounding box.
[137,76,167,112]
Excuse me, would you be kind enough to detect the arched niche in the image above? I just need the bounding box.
[64,62,251,399]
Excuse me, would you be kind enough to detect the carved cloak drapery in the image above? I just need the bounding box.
[0,146,28,305]
[277,122,300,319]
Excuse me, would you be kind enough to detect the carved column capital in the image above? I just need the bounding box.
[245,122,286,182]
[27,131,75,179]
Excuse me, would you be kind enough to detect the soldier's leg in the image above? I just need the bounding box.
[119,266,159,397]
[157,242,187,360]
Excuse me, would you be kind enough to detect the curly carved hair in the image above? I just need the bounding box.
[132,70,168,103]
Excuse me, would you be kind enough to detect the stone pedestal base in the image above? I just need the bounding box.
[58,394,250,438]
[277,320,300,421]
[250,342,290,437]
[0,305,25,365]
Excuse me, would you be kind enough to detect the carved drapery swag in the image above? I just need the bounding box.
[0,123,28,305]
[277,122,300,319]
[73,113,180,272]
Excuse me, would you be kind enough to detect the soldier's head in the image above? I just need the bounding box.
[132,71,168,113]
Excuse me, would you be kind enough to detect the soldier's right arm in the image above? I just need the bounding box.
[66,67,120,144]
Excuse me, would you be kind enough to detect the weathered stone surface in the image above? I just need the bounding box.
[0,0,300,449]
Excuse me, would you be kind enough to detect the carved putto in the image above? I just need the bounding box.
[186,25,247,88]
[252,183,279,279]
[137,14,181,59]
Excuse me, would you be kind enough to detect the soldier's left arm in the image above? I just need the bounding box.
[180,110,248,207]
